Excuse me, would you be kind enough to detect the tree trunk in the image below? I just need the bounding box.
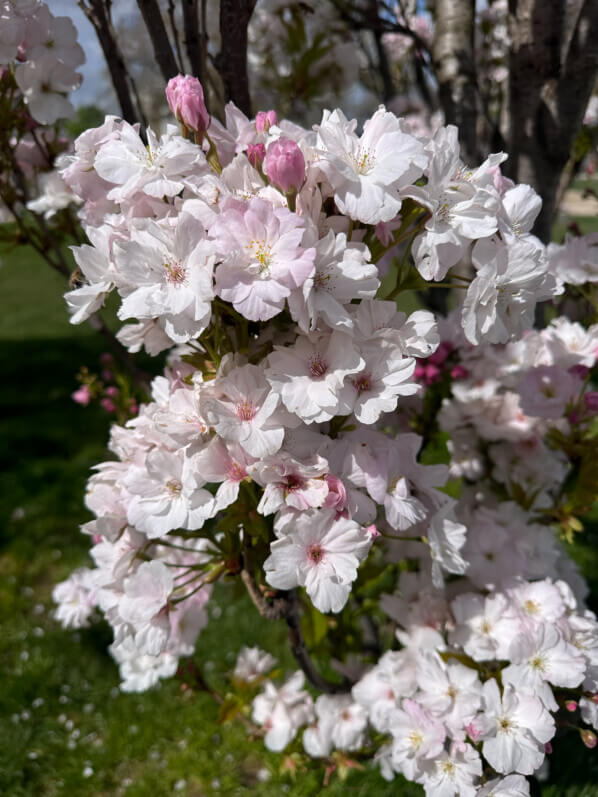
[505,0,598,242]
[433,0,478,164]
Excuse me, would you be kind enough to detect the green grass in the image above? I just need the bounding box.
[1,241,598,795]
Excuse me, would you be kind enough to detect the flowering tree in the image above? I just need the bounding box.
[4,1,598,794]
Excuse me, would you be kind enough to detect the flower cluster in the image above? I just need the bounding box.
[2,0,83,124]
[53,76,598,793]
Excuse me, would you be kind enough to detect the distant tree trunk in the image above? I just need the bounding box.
[505,0,598,242]
[433,0,478,164]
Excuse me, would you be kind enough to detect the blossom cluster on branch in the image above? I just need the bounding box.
[51,72,598,795]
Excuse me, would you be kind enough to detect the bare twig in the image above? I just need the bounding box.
[240,566,352,694]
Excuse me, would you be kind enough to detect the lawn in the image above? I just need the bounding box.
[1,241,598,795]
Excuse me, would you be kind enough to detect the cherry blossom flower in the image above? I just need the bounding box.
[264,509,372,613]
[210,197,315,321]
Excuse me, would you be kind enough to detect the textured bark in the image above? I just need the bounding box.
[217,0,258,117]
[136,0,180,83]
[506,0,598,242]
[78,0,144,125]
[432,0,478,164]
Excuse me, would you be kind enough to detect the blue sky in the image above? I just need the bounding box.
[49,0,122,110]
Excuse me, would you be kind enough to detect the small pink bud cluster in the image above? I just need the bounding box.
[166,74,210,135]
[255,110,278,133]
[264,137,305,194]
[414,341,468,385]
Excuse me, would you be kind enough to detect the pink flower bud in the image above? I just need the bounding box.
[428,340,453,366]
[100,398,116,413]
[465,721,483,742]
[323,474,347,513]
[450,365,469,380]
[264,137,305,194]
[581,729,598,748]
[365,524,381,540]
[424,363,442,384]
[565,700,578,712]
[255,110,278,133]
[72,385,92,406]
[584,391,598,413]
[105,386,119,398]
[247,143,265,169]
[544,742,553,754]
[166,74,210,134]
[414,363,426,380]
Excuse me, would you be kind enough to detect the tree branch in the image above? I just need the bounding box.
[505,0,598,241]
[78,0,145,125]
[240,568,352,694]
[217,0,257,117]
[182,0,203,83]
[135,0,180,83]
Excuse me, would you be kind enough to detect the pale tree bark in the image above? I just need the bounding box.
[432,0,478,164]
[505,0,598,242]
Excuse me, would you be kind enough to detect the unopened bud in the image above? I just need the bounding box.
[247,143,265,169]
[72,385,92,406]
[564,700,578,712]
[255,110,278,133]
[450,365,469,380]
[544,741,553,754]
[264,137,305,194]
[166,74,210,136]
[581,729,598,748]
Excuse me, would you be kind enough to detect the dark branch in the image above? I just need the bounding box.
[217,0,257,117]
[78,0,145,125]
[167,0,184,73]
[182,0,204,83]
[135,0,180,83]
[240,567,352,694]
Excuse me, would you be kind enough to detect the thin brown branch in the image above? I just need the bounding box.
[240,566,352,694]
[135,0,180,83]
[240,569,288,621]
